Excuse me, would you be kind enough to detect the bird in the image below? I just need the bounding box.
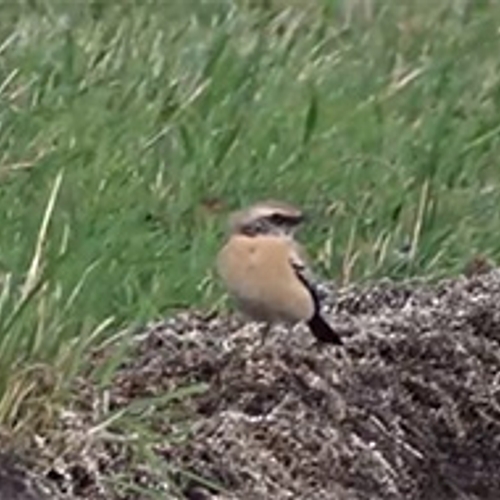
[217,201,342,345]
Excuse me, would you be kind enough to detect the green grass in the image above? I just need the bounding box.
[1,0,500,491]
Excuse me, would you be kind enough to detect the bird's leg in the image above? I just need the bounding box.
[259,322,272,346]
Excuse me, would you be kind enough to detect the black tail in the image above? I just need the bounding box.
[307,313,343,345]
[290,258,342,345]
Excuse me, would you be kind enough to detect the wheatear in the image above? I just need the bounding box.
[217,202,342,345]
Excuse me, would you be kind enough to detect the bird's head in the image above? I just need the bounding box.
[228,199,305,237]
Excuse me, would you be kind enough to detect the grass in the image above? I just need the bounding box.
[1,0,500,493]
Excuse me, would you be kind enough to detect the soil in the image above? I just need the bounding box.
[3,268,500,499]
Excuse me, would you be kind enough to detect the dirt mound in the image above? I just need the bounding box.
[13,270,500,499]
[0,453,52,500]
[110,269,500,499]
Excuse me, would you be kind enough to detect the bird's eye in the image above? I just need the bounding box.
[268,214,286,225]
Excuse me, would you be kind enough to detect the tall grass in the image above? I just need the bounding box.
[0,171,114,440]
[1,0,500,477]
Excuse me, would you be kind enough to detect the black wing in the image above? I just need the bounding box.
[289,255,342,345]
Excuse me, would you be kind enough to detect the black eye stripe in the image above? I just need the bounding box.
[267,213,303,225]
[241,220,268,236]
